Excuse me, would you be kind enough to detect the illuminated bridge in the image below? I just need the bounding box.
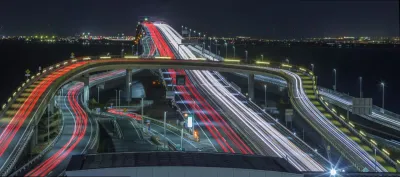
[0,18,398,176]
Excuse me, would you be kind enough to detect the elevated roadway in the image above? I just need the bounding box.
[0,46,395,174]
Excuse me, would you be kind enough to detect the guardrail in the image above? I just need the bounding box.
[318,95,397,168]
[0,54,361,175]
[9,101,65,176]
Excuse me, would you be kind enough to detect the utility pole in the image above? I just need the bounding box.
[164,111,167,148]
[359,77,363,98]
[141,97,145,130]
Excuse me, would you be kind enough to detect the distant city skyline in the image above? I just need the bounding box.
[0,0,398,38]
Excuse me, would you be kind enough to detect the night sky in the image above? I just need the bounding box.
[0,0,398,38]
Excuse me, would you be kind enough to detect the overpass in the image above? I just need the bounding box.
[0,56,396,175]
[0,21,398,175]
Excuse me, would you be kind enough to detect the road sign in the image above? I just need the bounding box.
[25,69,30,74]
[187,114,193,128]
[285,109,294,122]
[123,108,127,112]
[166,91,175,99]
[70,52,75,58]
[352,98,372,115]
[176,75,185,85]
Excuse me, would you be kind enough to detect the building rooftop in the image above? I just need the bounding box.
[66,151,300,174]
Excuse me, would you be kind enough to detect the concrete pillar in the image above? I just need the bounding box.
[48,99,55,114]
[126,69,132,103]
[83,74,90,105]
[30,125,38,150]
[248,73,255,100]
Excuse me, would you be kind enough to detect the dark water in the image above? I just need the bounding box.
[0,41,399,113]
[228,45,400,113]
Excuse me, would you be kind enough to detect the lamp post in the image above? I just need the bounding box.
[209,37,212,50]
[97,86,100,103]
[381,82,385,112]
[224,42,228,58]
[311,63,314,73]
[128,82,132,105]
[232,46,235,58]
[202,42,205,54]
[285,58,289,64]
[261,54,264,61]
[118,90,121,108]
[245,50,248,63]
[181,25,183,36]
[131,45,134,55]
[115,90,118,108]
[333,69,337,91]
[189,29,191,40]
[208,45,212,60]
[264,84,268,108]
[359,77,362,98]
[215,40,218,57]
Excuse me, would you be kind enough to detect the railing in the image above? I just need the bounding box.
[318,95,397,168]
[9,101,65,176]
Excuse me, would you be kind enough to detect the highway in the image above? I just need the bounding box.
[234,73,400,134]
[143,22,253,155]
[152,22,327,171]
[0,22,395,173]
[0,56,392,173]
[24,70,126,176]
[0,62,88,176]
[283,69,387,172]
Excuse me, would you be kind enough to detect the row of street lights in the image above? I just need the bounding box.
[181,26,387,110]
[330,67,385,110]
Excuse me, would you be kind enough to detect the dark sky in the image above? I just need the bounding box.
[0,0,398,38]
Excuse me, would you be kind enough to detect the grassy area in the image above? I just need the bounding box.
[296,72,396,172]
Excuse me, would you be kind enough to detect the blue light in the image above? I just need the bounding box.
[330,169,337,176]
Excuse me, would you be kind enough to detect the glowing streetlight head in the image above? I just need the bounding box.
[333,68,336,72]
[330,169,337,176]
[381,82,385,87]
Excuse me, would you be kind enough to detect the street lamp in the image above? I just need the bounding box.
[181,25,183,36]
[131,45,134,55]
[330,169,337,176]
[189,29,192,39]
[208,45,213,60]
[311,63,314,73]
[115,90,118,108]
[264,84,268,108]
[97,86,100,103]
[245,50,248,63]
[381,82,385,112]
[333,69,337,91]
[285,58,289,64]
[119,90,121,108]
[202,42,205,54]
[128,82,132,105]
[215,40,218,57]
[261,54,264,61]
[209,37,212,50]
[232,46,236,58]
[224,42,228,58]
[359,77,362,98]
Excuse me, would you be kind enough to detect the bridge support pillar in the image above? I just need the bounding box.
[126,69,132,104]
[30,125,38,151]
[83,74,90,105]
[48,98,55,114]
[248,73,255,101]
